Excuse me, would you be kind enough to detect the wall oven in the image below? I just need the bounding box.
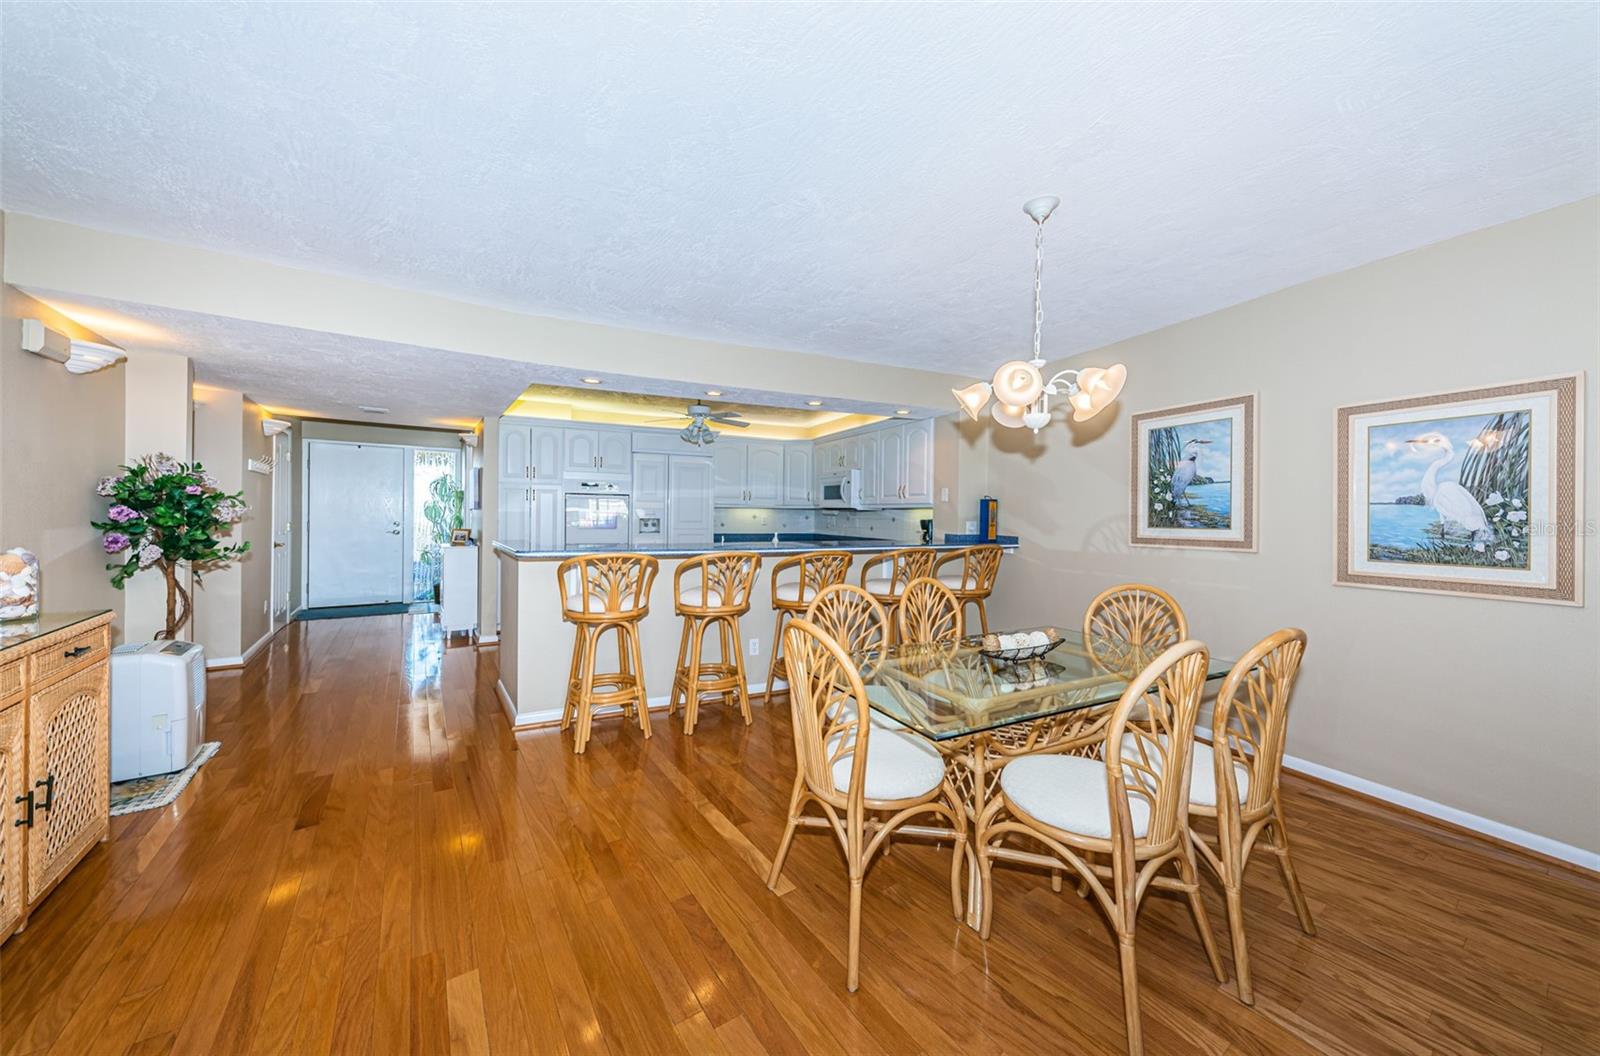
[819,469,868,510]
[564,490,631,547]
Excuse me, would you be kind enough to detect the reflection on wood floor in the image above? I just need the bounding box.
[2,614,1596,1055]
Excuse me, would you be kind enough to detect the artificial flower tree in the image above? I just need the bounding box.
[92,453,250,640]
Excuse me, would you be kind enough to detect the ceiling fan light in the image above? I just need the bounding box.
[952,381,992,421]
[991,360,1044,407]
[990,400,1028,429]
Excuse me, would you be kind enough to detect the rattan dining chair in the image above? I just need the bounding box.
[1083,583,1188,678]
[766,617,967,992]
[977,640,1225,1056]
[1186,627,1316,1005]
[896,577,963,646]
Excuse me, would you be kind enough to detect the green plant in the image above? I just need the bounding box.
[420,475,464,564]
[92,454,250,639]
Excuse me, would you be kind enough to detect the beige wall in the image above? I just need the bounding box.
[984,198,1599,853]
[122,349,194,640]
[0,216,128,632]
[190,387,274,661]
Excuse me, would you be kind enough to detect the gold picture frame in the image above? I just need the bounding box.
[1130,394,1257,551]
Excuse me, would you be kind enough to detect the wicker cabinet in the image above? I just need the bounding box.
[0,611,112,945]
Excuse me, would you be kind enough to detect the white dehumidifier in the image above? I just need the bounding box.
[111,640,207,782]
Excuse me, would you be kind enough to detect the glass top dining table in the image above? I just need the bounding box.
[858,627,1234,742]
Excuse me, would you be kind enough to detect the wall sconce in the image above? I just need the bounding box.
[20,319,126,374]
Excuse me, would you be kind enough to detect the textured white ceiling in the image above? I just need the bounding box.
[3,3,1596,375]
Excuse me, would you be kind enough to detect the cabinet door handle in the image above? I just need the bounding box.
[64,645,91,659]
[35,773,54,812]
[13,789,34,828]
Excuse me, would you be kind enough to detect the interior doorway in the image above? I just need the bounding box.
[269,430,292,629]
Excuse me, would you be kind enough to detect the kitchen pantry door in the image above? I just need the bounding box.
[306,441,407,606]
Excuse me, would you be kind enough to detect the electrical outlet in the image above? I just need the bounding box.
[939,487,950,503]
[749,637,760,657]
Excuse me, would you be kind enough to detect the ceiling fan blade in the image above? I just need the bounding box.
[713,418,751,428]
[709,411,746,421]
[642,416,689,424]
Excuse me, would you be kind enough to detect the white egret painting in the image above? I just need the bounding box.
[1366,411,1531,569]
[1131,394,1256,550]
[1337,374,1584,605]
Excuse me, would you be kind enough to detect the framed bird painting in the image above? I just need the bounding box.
[1130,394,1257,551]
[1335,373,1584,605]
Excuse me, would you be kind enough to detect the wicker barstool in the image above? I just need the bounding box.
[557,553,659,755]
[669,552,762,734]
[932,544,1003,635]
[762,550,852,704]
[858,547,937,644]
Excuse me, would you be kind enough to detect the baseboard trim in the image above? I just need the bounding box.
[204,622,283,670]
[505,680,771,731]
[1198,725,1599,874]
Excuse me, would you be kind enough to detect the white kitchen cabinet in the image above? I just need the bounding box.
[668,456,715,546]
[859,431,881,505]
[563,428,630,481]
[499,421,564,482]
[878,426,905,505]
[497,483,563,550]
[902,418,934,504]
[713,439,748,505]
[783,444,813,506]
[745,442,785,506]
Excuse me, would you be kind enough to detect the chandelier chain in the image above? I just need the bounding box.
[1031,217,1046,365]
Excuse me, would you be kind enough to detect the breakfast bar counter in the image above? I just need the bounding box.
[491,537,1013,727]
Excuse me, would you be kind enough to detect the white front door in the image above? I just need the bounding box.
[307,441,407,606]
[269,431,293,628]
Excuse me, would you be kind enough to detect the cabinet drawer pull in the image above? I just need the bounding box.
[13,789,33,828]
[64,645,92,659]
[36,773,55,811]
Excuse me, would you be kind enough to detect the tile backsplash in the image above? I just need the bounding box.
[714,507,934,543]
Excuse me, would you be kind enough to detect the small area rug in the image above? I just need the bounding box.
[109,741,221,816]
[295,601,437,621]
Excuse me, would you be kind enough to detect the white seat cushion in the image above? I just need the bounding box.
[564,589,638,613]
[937,573,976,591]
[1120,734,1249,808]
[677,585,723,608]
[829,728,945,801]
[1000,754,1149,840]
[773,581,819,604]
[863,576,901,598]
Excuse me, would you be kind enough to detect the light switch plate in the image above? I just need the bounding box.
[939,487,950,502]
[965,520,978,533]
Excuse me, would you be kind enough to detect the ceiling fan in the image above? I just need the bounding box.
[647,403,750,446]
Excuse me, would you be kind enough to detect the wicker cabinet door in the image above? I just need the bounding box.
[25,664,109,904]
[0,702,24,938]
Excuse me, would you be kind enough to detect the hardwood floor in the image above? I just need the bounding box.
[2,614,1595,1055]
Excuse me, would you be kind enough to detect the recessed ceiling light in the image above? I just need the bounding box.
[806,400,823,407]
[358,404,389,414]
[704,389,723,397]
[895,408,911,415]
[581,377,603,385]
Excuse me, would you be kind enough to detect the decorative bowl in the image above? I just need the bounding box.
[978,628,1062,664]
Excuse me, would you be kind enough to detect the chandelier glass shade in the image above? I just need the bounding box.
[951,196,1127,433]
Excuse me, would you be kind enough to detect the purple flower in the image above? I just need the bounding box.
[103,532,131,554]
[107,504,142,523]
[137,540,163,569]
[95,474,124,497]
[185,484,204,495]
[214,498,246,523]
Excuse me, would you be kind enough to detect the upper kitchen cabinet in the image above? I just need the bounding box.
[783,444,813,506]
[878,425,905,505]
[498,421,564,482]
[562,428,631,481]
[900,417,934,504]
[712,438,785,506]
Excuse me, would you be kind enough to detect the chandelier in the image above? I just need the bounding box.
[952,196,1126,433]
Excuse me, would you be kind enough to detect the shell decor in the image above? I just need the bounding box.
[0,548,41,621]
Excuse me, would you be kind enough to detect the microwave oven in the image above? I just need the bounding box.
[819,469,868,510]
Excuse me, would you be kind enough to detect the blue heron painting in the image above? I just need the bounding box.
[1146,417,1232,529]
